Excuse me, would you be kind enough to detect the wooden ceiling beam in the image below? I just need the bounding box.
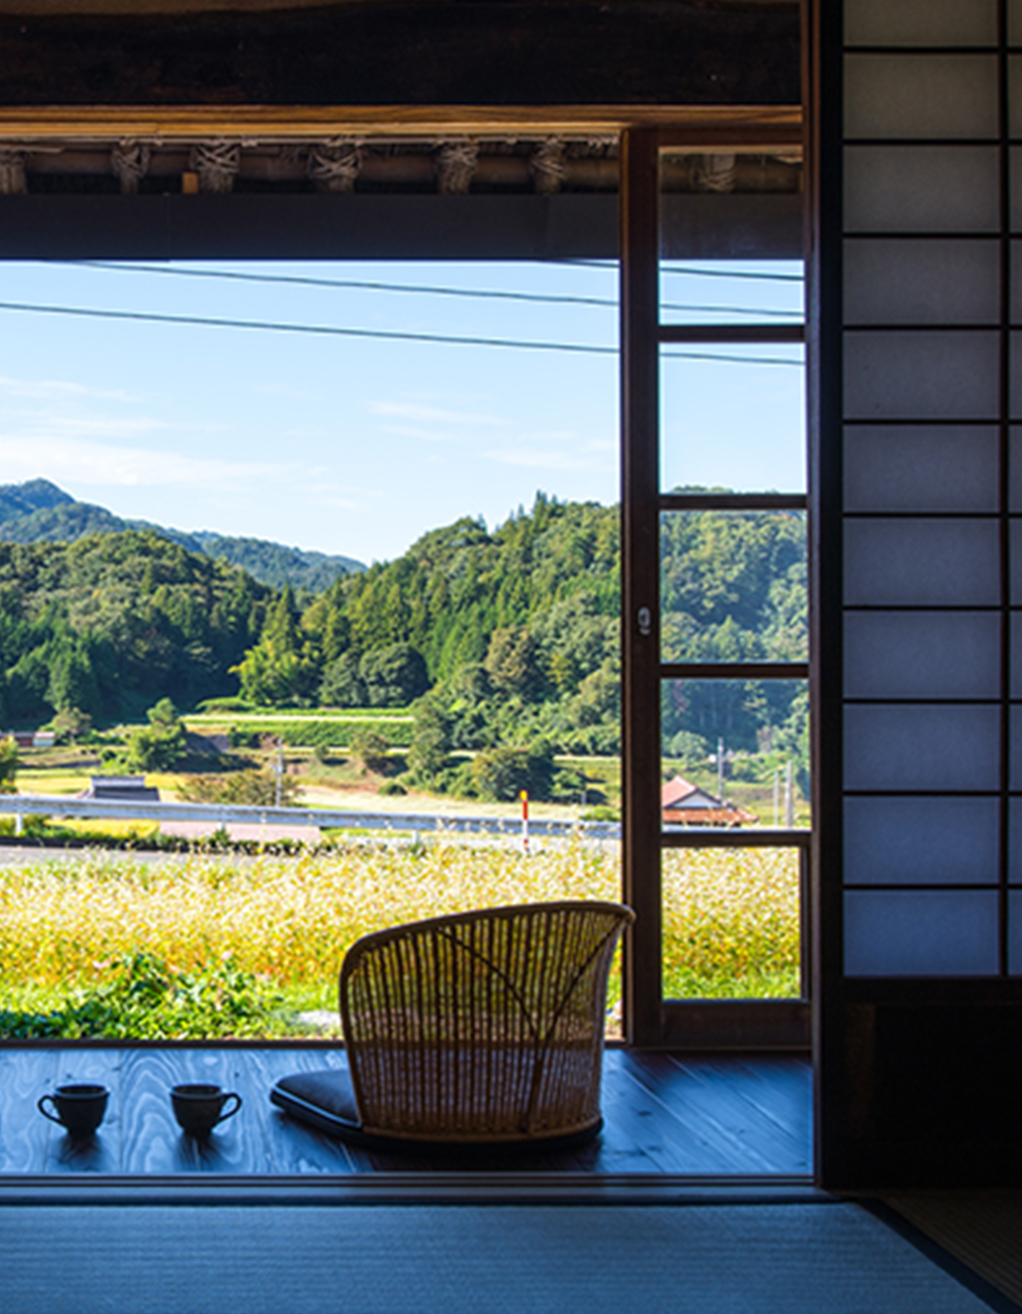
[0,104,803,146]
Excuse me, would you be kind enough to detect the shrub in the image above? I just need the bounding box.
[51,706,93,745]
[127,721,187,771]
[196,696,255,714]
[0,736,18,794]
[0,950,286,1040]
[349,727,392,774]
[126,699,188,771]
[178,769,300,807]
[471,740,555,802]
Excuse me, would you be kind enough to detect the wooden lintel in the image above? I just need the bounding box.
[0,104,803,145]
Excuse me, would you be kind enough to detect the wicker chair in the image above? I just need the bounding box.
[270,900,634,1150]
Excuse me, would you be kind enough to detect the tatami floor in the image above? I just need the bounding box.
[0,1046,812,1179]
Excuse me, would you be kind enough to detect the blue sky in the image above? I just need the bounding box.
[0,259,803,564]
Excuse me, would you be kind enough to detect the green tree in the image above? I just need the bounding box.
[349,727,392,774]
[147,697,178,726]
[231,583,318,706]
[317,651,366,707]
[407,697,451,782]
[0,735,17,793]
[359,643,429,708]
[51,706,92,744]
[126,700,187,771]
[484,627,541,697]
[471,740,555,802]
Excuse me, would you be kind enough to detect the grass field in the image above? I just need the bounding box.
[0,840,801,1039]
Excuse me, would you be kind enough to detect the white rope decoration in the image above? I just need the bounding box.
[0,149,26,195]
[111,140,151,195]
[529,138,567,195]
[434,139,479,195]
[693,153,737,194]
[189,141,241,194]
[307,140,362,193]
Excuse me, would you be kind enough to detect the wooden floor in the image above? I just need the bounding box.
[0,1046,812,1179]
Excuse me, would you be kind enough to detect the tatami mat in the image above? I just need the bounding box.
[0,1201,1007,1313]
[884,1193,1022,1310]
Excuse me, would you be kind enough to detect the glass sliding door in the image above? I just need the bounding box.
[620,125,810,1047]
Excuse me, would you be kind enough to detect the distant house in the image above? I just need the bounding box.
[6,730,56,749]
[79,776,161,803]
[661,775,757,828]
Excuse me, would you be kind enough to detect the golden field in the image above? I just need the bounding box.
[0,839,801,1034]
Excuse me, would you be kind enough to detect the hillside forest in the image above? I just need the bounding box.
[0,491,808,800]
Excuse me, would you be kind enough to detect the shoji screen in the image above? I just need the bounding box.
[817,0,1022,1186]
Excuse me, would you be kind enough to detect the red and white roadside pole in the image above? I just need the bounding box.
[520,789,529,855]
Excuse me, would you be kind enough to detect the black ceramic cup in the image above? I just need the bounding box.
[37,1083,109,1138]
[170,1083,242,1137]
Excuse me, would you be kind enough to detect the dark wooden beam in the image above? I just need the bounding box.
[0,3,801,108]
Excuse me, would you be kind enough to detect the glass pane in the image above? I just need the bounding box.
[657,257,803,327]
[657,149,803,326]
[657,147,804,280]
[660,509,807,664]
[661,349,806,494]
[661,847,802,999]
[661,678,810,829]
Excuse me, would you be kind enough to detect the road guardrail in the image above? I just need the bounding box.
[0,794,621,841]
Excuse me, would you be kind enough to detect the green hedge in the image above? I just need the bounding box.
[227,719,413,749]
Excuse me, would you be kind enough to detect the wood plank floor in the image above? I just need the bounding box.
[0,1047,812,1179]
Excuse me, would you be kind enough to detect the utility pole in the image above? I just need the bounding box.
[773,769,780,827]
[717,737,725,803]
[275,736,284,808]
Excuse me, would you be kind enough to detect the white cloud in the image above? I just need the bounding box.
[365,399,505,427]
[483,445,615,473]
[314,494,362,511]
[0,375,138,403]
[0,435,290,488]
[377,423,454,443]
[6,413,172,440]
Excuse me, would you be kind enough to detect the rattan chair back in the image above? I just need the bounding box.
[340,900,634,1143]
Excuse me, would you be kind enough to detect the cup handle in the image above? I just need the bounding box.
[37,1095,62,1125]
[215,1092,242,1125]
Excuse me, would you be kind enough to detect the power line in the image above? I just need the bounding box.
[69,260,802,319]
[0,298,805,365]
[562,258,803,283]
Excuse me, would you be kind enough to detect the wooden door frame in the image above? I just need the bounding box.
[0,104,806,1055]
[619,123,812,1051]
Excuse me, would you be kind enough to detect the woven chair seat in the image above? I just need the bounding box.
[270,900,634,1150]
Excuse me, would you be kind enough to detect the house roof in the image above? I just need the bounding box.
[661,775,722,810]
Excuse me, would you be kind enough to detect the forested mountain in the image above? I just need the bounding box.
[234,492,807,769]
[0,480,364,592]
[0,478,72,522]
[0,492,808,788]
[0,531,272,723]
